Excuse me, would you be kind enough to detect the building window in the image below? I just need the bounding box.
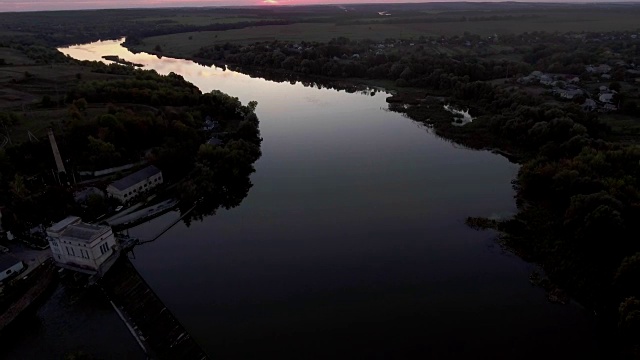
[66,246,75,256]
[99,243,110,255]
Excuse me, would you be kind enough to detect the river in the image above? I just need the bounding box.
[6,39,598,359]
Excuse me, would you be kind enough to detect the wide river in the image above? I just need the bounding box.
[5,39,599,359]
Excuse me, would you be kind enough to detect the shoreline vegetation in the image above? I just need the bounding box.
[0,3,639,358]
[1,43,262,251]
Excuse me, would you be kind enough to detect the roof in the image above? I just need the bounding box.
[49,216,81,233]
[207,137,223,146]
[0,253,22,270]
[61,222,110,244]
[109,166,162,192]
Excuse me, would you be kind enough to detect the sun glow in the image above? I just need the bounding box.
[263,0,279,4]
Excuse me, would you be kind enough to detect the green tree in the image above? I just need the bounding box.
[9,174,30,199]
[609,81,622,92]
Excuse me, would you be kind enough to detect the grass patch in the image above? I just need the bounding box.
[602,113,640,144]
[132,15,277,26]
[0,47,36,65]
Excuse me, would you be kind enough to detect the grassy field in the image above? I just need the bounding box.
[602,113,640,144]
[0,48,35,66]
[134,15,278,26]
[131,8,640,57]
[138,23,428,52]
[0,50,133,144]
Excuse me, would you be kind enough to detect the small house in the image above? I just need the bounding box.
[539,75,554,86]
[599,93,615,103]
[559,89,584,99]
[582,99,597,111]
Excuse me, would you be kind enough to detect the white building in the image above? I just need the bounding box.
[599,93,615,103]
[561,89,583,99]
[47,216,117,274]
[586,64,612,74]
[106,165,163,203]
[0,254,25,283]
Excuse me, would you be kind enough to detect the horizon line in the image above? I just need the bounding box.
[3,1,640,14]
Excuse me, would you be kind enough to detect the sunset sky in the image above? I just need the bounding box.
[0,0,630,12]
[0,0,443,12]
[1,0,620,12]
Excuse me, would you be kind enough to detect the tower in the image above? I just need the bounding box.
[47,128,67,184]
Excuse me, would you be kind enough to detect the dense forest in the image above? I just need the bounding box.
[0,58,261,236]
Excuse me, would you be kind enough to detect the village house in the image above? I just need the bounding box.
[554,87,584,100]
[586,64,612,74]
[0,254,25,284]
[46,216,117,274]
[106,165,163,203]
[567,77,580,84]
[582,99,597,111]
[599,93,616,103]
[539,74,554,86]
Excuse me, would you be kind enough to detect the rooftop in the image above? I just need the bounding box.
[109,165,162,192]
[49,216,81,233]
[62,223,110,244]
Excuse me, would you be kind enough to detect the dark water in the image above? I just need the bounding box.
[19,39,599,359]
[1,284,142,359]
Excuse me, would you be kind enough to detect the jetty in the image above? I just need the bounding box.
[99,257,208,360]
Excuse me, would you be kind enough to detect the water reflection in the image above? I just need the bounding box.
[62,39,381,98]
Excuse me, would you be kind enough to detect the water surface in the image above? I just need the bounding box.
[55,39,599,359]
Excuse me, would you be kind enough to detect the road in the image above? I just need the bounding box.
[5,242,52,279]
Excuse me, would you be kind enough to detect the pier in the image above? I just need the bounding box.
[99,257,208,360]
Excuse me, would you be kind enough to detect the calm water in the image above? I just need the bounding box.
[38,39,600,359]
[0,284,142,359]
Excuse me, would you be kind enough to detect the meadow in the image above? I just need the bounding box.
[127,7,640,57]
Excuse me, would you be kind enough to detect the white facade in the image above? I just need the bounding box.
[106,166,163,203]
[47,216,117,273]
[0,255,25,283]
